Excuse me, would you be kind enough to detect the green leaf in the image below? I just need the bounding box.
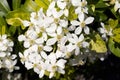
[12,0,21,10]
[112,28,120,43]
[108,19,118,29]
[0,16,6,35]
[113,28,120,35]
[22,0,38,12]
[35,0,49,11]
[0,11,6,17]
[0,0,10,13]
[95,0,108,8]
[99,13,107,21]
[90,34,107,53]
[6,10,30,27]
[108,38,120,57]
[68,6,77,21]
[8,26,17,35]
[6,18,22,27]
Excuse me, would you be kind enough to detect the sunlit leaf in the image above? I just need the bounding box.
[108,19,118,29]
[112,28,120,43]
[90,34,107,53]
[68,6,77,21]
[6,10,30,27]
[35,0,49,11]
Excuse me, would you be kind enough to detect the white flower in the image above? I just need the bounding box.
[75,6,88,14]
[71,0,87,7]
[47,3,63,19]
[114,1,120,12]
[71,0,88,14]
[46,26,63,46]
[47,53,66,78]
[71,13,94,35]
[98,22,113,41]
[19,52,29,64]
[18,35,26,41]
[57,0,67,10]
[68,34,84,55]
[46,1,56,17]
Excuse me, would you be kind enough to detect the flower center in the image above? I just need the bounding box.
[54,18,59,24]
[57,35,62,40]
[80,22,85,28]
[40,27,45,32]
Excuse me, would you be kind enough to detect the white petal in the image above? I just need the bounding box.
[99,28,106,34]
[55,50,64,58]
[64,9,69,17]
[72,34,79,42]
[2,34,7,39]
[71,0,80,6]
[46,38,57,46]
[19,52,23,58]
[46,24,57,33]
[43,46,52,52]
[114,1,120,11]
[24,41,30,48]
[57,26,62,35]
[59,20,68,28]
[84,26,90,34]
[44,17,54,25]
[41,51,48,59]
[71,20,80,26]
[100,22,104,28]
[57,1,66,9]
[56,59,66,68]
[82,42,89,48]
[75,47,80,55]
[49,72,54,78]
[0,52,6,57]
[85,17,94,24]
[11,54,17,59]
[48,53,56,64]
[39,70,45,78]
[49,1,55,9]
[25,61,33,70]
[35,38,44,44]
[22,20,30,27]
[78,13,84,22]
[68,38,76,44]
[75,7,82,14]
[75,27,82,35]
[66,43,76,52]
[53,9,63,18]
[57,67,65,74]
[68,25,76,31]
[79,34,84,42]
[43,33,47,41]
[34,67,40,74]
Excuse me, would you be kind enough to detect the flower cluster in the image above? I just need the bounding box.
[0,34,17,72]
[18,0,106,78]
[0,0,120,79]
